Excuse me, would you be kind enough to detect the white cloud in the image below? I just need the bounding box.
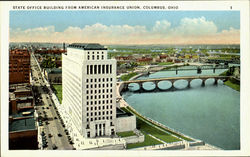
[10,17,239,45]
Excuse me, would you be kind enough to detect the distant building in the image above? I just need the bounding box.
[9,49,30,84]
[62,43,117,138]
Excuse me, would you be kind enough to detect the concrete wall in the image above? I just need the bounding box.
[123,135,144,144]
[116,115,136,132]
[89,144,125,150]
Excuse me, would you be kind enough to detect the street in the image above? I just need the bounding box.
[30,53,74,150]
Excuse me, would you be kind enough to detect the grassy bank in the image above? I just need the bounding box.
[117,131,136,138]
[52,84,62,103]
[120,72,138,81]
[121,107,192,144]
[126,132,163,149]
[224,80,240,92]
[157,62,174,66]
[219,70,240,92]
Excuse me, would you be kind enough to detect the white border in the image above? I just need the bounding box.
[1,1,250,157]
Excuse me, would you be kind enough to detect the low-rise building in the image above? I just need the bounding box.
[9,83,37,149]
[44,68,62,84]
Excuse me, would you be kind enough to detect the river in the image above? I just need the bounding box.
[122,67,240,150]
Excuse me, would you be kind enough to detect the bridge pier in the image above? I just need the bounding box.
[187,80,191,88]
[214,79,218,85]
[201,79,205,87]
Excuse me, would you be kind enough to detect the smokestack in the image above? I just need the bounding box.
[63,43,65,51]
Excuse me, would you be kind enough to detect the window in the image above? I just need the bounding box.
[103,100,105,104]
[110,100,112,103]
[106,65,109,74]
[99,84,101,88]
[87,56,90,60]
[102,52,104,54]
[97,56,99,60]
[88,52,90,54]
[110,65,112,73]
[87,65,89,74]
[106,106,109,109]
[99,78,101,82]
[102,65,105,74]
[87,113,89,116]
[106,78,109,81]
[90,65,93,74]
[110,105,112,109]
[97,52,99,54]
[92,52,94,54]
[87,101,89,105]
[86,90,89,94]
[87,107,89,111]
[94,65,97,74]
[110,94,112,98]
[106,84,109,87]
[87,96,89,100]
[102,55,104,60]
[86,79,89,83]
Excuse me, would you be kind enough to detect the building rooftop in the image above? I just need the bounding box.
[68,43,107,50]
[9,117,36,132]
[45,68,62,74]
[116,107,133,118]
[9,108,36,132]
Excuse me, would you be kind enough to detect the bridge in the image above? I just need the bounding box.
[146,64,238,75]
[122,75,230,92]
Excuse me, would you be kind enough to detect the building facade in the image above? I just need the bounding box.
[9,49,30,84]
[62,43,117,138]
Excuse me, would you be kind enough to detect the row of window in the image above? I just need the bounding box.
[86,99,113,105]
[87,116,113,122]
[86,94,113,100]
[86,105,113,111]
[86,110,113,117]
[86,83,113,88]
[86,88,113,94]
[86,78,113,83]
[87,55,104,60]
[87,64,112,75]
[88,51,104,55]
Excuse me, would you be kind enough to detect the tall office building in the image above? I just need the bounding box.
[62,43,117,138]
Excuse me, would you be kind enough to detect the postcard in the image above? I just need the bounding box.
[1,1,250,157]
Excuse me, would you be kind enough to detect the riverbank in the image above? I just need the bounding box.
[219,70,240,92]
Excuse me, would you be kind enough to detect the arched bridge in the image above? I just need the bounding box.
[122,75,230,92]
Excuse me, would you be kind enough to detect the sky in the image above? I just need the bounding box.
[9,11,240,45]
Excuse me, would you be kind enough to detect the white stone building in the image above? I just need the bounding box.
[62,43,117,138]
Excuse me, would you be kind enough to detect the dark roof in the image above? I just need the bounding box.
[9,117,36,132]
[68,43,107,50]
[116,107,133,118]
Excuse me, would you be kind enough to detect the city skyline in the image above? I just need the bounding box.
[10,11,240,45]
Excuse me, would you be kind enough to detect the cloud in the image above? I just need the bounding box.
[10,17,239,45]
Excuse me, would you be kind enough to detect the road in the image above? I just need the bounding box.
[30,52,74,150]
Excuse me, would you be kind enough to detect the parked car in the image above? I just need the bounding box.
[52,144,57,150]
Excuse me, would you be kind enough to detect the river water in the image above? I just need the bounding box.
[122,67,240,150]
